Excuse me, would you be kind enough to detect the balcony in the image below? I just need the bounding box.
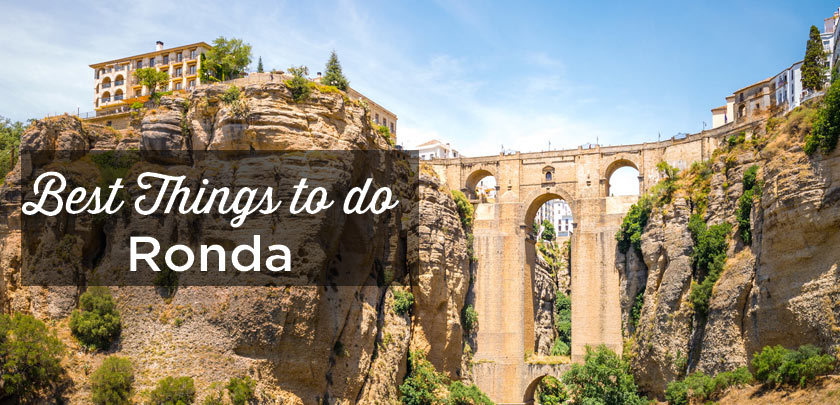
[101,82,111,89]
[114,95,123,101]
[114,80,125,86]
[101,97,111,103]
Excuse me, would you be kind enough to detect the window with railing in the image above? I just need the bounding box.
[114,80,124,86]
[189,65,196,75]
[175,82,183,90]
[177,53,183,62]
[114,94,123,101]
[190,50,197,59]
[102,82,111,88]
[101,97,111,103]
[175,67,182,77]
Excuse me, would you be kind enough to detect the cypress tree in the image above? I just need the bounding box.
[322,51,349,91]
[802,25,827,92]
[257,56,264,73]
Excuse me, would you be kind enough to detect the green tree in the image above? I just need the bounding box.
[200,37,253,82]
[133,68,170,102]
[256,56,264,73]
[285,65,311,102]
[0,116,27,184]
[400,351,443,405]
[562,345,646,405]
[537,376,568,405]
[615,195,652,254]
[802,25,827,92]
[447,381,493,405]
[0,313,65,403]
[226,376,255,405]
[148,376,195,405]
[540,219,555,241]
[805,78,840,155]
[322,50,349,91]
[554,293,571,349]
[91,356,134,405]
[69,286,121,350]
[392,289,415,315]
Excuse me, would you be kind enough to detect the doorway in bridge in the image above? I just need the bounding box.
[464,170,497,202]
[606,163,641,196]
[529,197,572,361]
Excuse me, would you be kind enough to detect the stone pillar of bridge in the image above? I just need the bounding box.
[471,190,532,403]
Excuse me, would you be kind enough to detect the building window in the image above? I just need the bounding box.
[150,57,155,67]
[546,172,552,181]
[163,55,169,65]
[190,49,197,59]
[189,65,196,75]
[136,60,143,69]
[390,122,394,132]
[375,113,379,123]
[175,82,183,90]
[135,89,141,97]
[175,67,182,77]
[177,53,183,62]
[189,79,196,89]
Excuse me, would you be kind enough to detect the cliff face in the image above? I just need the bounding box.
[623,107,840,396]
[0,82,471,403]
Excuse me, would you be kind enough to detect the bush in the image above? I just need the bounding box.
[540,219,555,241]
[554,293,571,345]
[751,344,836,387]
[226,376,256,405]
[0,313,65,402]
[536,376,567,405]
[735,165,760,245]
[462,305,478,333]
[392,289,415,315]
[376,124,394,146]
[727,131,746,147]
[285,65,311,103]
[666,367,753,404]
[447,381,493,405]
[450,189,474,231]
[69,287,121,350]
[550,339,570,356]
[400,351,444,405]
[562,345,645,405]
[91,356,134,405]
[629,288,645,331]
[154,265,179,297]
[148,376,195,405]
[616,195,652,254]
[805,78,840,155]
[688,218,731,317]
[221,85,241,104]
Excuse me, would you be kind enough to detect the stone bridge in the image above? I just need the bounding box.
[430,123,753,403]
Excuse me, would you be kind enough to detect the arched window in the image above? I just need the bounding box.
[546,171,552,181]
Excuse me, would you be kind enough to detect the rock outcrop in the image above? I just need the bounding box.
[0,81,473,403]
[622,107,840,397]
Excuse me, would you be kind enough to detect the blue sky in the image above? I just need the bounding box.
[1,0,837,158]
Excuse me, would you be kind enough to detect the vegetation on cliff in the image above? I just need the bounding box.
[90,356,134,405]
[199,36,253,83]
[665,367,753,405]
[552,292,571,356]
[0,313,65,403]
[687,217,732,317]
[751,344,836,388]
[0,116,26,183]
[69,287,122,351]
[805,77,840,155]
[322,50,349,91]
[562,345,647,405]
[399,351,491,404]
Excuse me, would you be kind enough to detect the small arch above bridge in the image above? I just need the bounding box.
[522,364,571,404]
[464,168,497,200]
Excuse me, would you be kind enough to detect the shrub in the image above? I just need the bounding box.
[666,367,753,404]
[735,165,760,245]
[615,195,652,254]
[462,305,478,333]
[727,131,746,147]
[536,376,567,405]
[400,351,443,405]
[376,124,394,146]
[751,344,836,387]
[550,339,570,356]
[69,286,121,350]
[91,356,134,405]
[285,65,311,103]
[0,313,65,402]
[450,189,474,230]
[554,293,571,345]
[226,376,256,405]
[148,376,195,405]
[540,219,555,241]
[629,288,645,331]
[221,85,241,104]
[447,381,493,405]
[804,78,840,154]
[561,345,646,405]
[154,265,179,298]
[392,289,415,315]
[688,218,731,317]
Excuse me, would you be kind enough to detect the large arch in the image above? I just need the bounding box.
[520,186,575,229]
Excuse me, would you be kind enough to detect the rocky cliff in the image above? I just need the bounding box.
[621,105,840,396]
[0,82,472,403]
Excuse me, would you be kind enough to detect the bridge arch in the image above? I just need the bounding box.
[522,372,566,404]
[464,168,497,200]
[603,158,641,197]
[520,186,575,229]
